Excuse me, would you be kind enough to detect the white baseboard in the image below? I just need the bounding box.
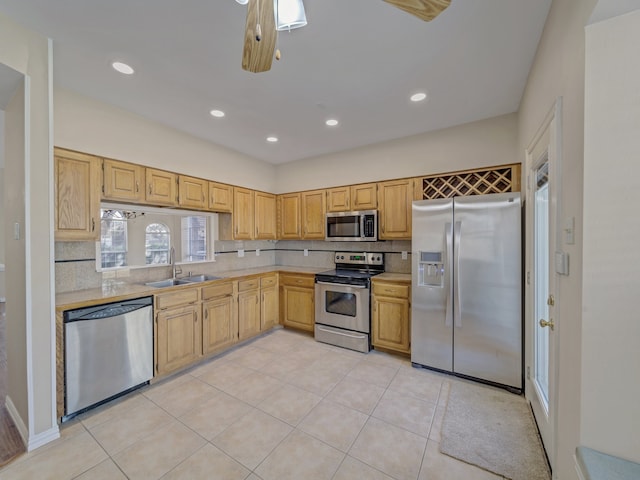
[5,395,28,448]
[27,425,60,451]
[574,454,587,480]
[5,395,60,452]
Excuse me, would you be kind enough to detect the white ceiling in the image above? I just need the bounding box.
[0,0,552,164]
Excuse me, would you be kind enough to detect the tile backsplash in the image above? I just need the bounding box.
[55,239,412,293]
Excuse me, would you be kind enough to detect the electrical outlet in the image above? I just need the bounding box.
[304,249,309,257]
[256,249,260,256]
[401,251,408,260]
[238,249,244,258]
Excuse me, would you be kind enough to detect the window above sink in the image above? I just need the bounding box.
[97,202,218,272]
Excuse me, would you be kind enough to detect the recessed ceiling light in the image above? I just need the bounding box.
[410,92,428,102]
[266,136,278,143]
[325,119,339,127]
[112,61,134,75]
[210,109,225,118]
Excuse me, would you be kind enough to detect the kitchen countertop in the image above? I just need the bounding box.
[55,266,327,311]
[374,272,411,282]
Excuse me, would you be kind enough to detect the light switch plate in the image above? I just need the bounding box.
[555,251,569,275]
[238,249,244,258]
[564,217,575,245]
[304,249,309,257]
[256,249,260,256]
[401,251,408,260]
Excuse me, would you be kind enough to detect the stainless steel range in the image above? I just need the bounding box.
[314,252,384,353]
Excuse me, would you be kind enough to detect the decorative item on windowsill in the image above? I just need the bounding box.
[235,0,450,73]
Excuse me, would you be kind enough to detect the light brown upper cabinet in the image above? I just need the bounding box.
[102,158,145,203]
[326,183,377,212]
[233,187,255,240]
[54,148,101,241]
[146,168,177,206]
[255,191,277,240]
[278,193,301,239]
[301,189,326,239]
[208,181,233,213]
[377,179,413,240]
[178,175,208,210]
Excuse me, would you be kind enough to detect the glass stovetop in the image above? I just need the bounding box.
[317,269,382,280]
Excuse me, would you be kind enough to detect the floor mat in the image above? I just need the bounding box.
[440,381,550,480]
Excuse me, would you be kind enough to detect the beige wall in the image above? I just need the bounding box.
[54,88,277,193]
[275,113,518,193]
[4,81,28,426]
[582,8,640,463]
[0,12,57,447]
[517,0,596,477]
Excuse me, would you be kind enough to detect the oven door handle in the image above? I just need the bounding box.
[316,326,368,339]
[316,281,367,289]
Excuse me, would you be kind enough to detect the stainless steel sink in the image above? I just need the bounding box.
[180,274,221,283]
[144,278,192,288]
[144,274,221,288]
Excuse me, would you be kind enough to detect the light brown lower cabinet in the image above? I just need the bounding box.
[260,274,279,331]
[238,278,261,340]
[202,282,237,355]
[156,303,202,376]
[279,273,315,332]
[371,279,411,354]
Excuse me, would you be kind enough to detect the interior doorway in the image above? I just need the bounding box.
[525,99,562,472]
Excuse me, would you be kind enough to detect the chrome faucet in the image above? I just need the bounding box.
[170,247,182,279]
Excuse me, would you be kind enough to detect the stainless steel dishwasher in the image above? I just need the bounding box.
[64,296,153,419]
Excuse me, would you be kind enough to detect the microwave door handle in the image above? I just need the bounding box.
[360,214,365,238]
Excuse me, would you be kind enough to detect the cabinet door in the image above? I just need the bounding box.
[202,295,237,355]
[326,187,350,213]
[146,168,177,206]
[178,175,208,210]
[261,285,279,331]
[156,304,202,375]
[102,158,145,202]
[280,285,314,332]
[378,179,413,239]
[255,191,277,240]
[351,183,377,210]
[209,182,233,213]
[301,189,326,239]
[234,187,255,240]
[372,295,410,354]
[54,149,101,241]
[238,289,261,340]
[278,193,301,239]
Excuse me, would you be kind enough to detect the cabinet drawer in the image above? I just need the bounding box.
[373,283,409,298]
[238,278,260,292]
[260,274,277,288]
[280,274,315,288]
[155,288,200,310]
[202,282,234,300]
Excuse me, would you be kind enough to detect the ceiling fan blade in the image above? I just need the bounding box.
[383,0,451,22]
[242,0,278,73]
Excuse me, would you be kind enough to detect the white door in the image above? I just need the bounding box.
[526,102,560,472]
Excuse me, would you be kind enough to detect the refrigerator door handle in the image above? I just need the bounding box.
[454,220,462,328]
[445,222,453,327]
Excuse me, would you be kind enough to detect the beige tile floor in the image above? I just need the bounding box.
[0,328,507,480]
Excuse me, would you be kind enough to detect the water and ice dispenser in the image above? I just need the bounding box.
[418,251,444,287]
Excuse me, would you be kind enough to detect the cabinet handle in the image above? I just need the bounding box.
[136,181,139,193]
[202,193,205,202]
[149,184,152,195]
[204,309,208,319]
[91,218,95,232]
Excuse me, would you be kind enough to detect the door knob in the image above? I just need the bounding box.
[539,319,555,331]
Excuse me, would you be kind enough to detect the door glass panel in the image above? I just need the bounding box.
[534,160,550,409]
[325,291,357,317]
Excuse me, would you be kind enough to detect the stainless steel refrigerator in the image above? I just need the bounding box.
[411,192,522,390]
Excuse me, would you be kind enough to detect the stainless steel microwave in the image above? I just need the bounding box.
[325,210,378,242]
